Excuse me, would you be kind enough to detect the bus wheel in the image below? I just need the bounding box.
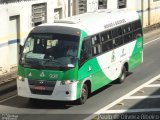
[77,84,88,105]
[117,66,127,83]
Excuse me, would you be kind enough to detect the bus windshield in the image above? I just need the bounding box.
[20,33,79,69]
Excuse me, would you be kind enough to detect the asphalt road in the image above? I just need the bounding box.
[0,36,160,120]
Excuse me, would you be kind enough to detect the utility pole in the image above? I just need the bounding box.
[68,0,71,17]
[148,0,151,26]
[141,0,144,27]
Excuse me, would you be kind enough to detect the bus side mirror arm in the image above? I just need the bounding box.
[19,45,23,54]
[78,58,82,67]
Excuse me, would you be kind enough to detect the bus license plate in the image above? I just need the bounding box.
[34,86,46,90]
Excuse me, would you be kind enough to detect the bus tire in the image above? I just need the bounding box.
[77,83,88,105]
[117,66,127,83]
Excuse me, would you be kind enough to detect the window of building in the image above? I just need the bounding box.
[98,0,107,9]
[54,8,63,20]
[0,0,35,4]
[32,3,47,27]
[118,0,127,9]
[79,0,87,14]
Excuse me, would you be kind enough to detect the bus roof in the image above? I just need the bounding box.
[40,9,140,36]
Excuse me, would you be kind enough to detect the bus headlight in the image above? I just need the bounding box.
[61,80,76,85]
[17,76,24,81]
[61,80,73,85]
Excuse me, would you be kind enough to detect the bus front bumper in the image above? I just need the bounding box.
[17,79,78,101]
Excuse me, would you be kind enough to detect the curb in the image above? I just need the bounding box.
[0,78,17,96]
[0,71,17,96]
[143,23,160,34]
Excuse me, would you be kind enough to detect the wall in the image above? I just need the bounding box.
[107,0,117,9]
[54,0,73,19]
[150,0,160,25]
[127,0,160,27]
[87,0,98,12]
[70,0,160,28]
[0,0,54,74]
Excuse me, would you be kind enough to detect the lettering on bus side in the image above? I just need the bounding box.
[111,51,116,62]
[104,19,126,29]
[120,48,126,58]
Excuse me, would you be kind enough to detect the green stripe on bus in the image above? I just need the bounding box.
[129,37,143,71]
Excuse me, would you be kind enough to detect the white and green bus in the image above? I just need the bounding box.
[17,9,143,104]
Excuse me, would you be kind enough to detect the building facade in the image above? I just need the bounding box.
[54,0,73,19]
[0,0,160,75]
[0,0,74,75]
[71,0,160,28]
[0,0,54,74]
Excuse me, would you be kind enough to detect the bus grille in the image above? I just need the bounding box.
[28,80,56,95]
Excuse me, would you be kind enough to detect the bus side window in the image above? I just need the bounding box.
[80,39,91,65]
[122,24,132,34]
[112,29,118,38]
[133,29,142,39]
[132,20,143,39]
[91,35,100,45]
[112,27,122,38]
[114,36,124,48]
[91,35,101,56]
[101,31,112,42]
[132,20,141,30]
[102,40,113,52]
[124,33,133,43]
[92,44,101,56]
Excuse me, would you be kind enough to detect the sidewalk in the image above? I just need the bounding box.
[144,27,160,44]
[0,67,17,83]
[0,67,17,96]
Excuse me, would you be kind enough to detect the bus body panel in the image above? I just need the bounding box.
[129,37,143,70]
[78,38,142,93]
[78,57,112,92]
[17,80,78,101]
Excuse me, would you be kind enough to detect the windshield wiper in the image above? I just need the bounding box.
[25,51,33,54]
[42,59,65,67]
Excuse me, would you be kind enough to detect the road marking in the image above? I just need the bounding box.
[145,84,160,87]
[0,95,17,103]
[144,36,160,46]
[84,74,160,120]
[103,108,160,114]
[125,95,160,99]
